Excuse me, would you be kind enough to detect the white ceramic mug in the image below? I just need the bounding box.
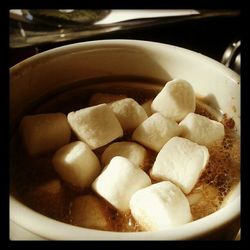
[10,40,240,240]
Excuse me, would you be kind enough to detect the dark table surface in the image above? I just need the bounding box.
[9,11,240,70]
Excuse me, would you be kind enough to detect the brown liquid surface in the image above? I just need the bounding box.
[10,77,240,232]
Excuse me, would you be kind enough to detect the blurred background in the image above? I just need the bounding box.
[9,9,240,73]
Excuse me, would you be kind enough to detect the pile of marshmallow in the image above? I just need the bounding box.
[19,79,225,231]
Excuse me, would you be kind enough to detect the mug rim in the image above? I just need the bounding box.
[10,39,240,81]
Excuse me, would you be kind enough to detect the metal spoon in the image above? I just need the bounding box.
[221,39,240,74]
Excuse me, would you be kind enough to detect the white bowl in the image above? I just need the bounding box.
[10,39,240,240]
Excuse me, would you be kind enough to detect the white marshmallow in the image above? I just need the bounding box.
[25,179,66,219]
[92,156,151,212]
[101,141,147,169]
[130,181,192,231]
[187,185,219,206]
[142,99,153,116]
[52,141,101,189]
[151,137,209,194]
[70,195,112,231]
[132,113,182,152]
[108,98,148,132]
[151,79,196,122]
[67,104,123,149]
[179,112,225,146]
[89,93,126,106]
[196,99,224,122]
[20,113,71,156]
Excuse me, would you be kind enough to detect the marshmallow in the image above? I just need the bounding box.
[25,179,66,219]
[151,137,209,194]
[142,99,153,116]
[67,104,123,149]
[187,185,219,206]
[70,195,112,231]
[132,113,182,152]
[179,112,225,146]
[52,141,101,190]
[92,156,151,212]
[186,192,203,206]
[89,92,127,106]
[196,99,223,122]
[151,79,196,122]
[130,181,192,231]
[108,98,148,132]
[20,113,71,156]
[101,141,147,169]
